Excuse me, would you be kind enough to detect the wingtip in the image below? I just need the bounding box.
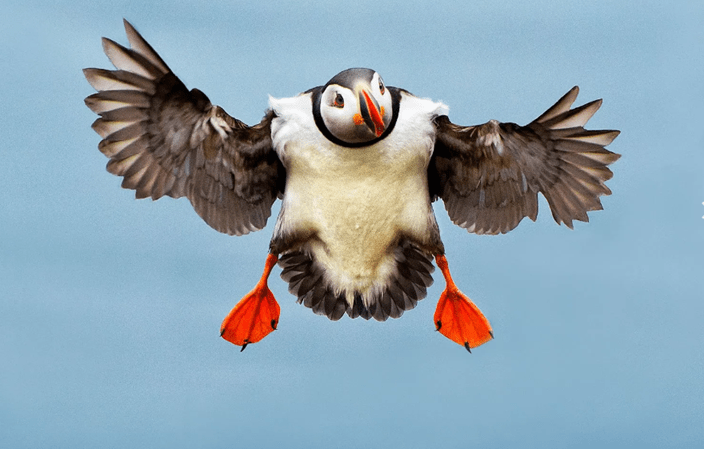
[563,86,580,105]
[82,68,102,91]
[582,98,604,115]
[122,19,140,47]
[100,37,115,55]
[544,97,604,130]
[118,19,171,74]
[600,130,621,146]
[534,86,581,124]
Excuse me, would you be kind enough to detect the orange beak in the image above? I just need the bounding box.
[359,89,385,137]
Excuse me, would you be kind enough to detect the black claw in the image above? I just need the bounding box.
[220,329,225,337]
[271,319,277,330]
[464,342,472,353]
[240,341,249,352]
[489,330,494,339]
[435,320,442,331]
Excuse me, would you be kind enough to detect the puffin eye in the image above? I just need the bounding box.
[333,93,345,108]
[379,79,385,94]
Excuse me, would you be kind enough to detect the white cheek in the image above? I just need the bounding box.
[382,94,393,122]
[323,108,349,129]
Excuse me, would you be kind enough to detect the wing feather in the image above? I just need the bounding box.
[533,86,579,122]
[102,37,162,79]
[85,20,283,235]
[431,87,620,234]
[122,19,170,73]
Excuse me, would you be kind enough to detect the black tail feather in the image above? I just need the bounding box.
[278,240,435,322]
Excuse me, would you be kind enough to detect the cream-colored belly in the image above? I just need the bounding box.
[279,141,433,298]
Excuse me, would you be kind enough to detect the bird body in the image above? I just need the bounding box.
[84,20,620,351]
[270,92,446,312]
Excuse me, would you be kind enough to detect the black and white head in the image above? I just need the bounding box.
[313,68,399,147]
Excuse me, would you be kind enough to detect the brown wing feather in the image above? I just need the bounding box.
[430,86,620,235]
[84,20,283,236]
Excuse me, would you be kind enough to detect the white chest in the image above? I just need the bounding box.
[268,91,447,296]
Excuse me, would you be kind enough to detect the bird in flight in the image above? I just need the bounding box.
[84,20,620,352]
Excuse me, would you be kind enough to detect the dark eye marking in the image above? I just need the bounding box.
[333,93,344,108]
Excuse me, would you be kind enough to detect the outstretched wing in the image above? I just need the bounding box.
[429,87,620,235]
[84,20,284,236]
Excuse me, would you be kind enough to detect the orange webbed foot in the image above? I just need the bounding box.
[433,255,493,352]
[220,253,280,351]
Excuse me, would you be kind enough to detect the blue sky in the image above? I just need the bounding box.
[1,1,703,447]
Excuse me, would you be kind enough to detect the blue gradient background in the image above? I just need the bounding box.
[1,1,703,447]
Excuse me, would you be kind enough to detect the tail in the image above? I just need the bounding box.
[278,240,434,321]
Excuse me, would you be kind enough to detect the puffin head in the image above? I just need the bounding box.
[313,68,397,147]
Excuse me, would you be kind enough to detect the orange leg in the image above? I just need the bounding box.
[220,253,280,351]
[433,254,493,352]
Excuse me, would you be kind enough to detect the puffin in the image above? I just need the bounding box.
[84,20,620,352]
